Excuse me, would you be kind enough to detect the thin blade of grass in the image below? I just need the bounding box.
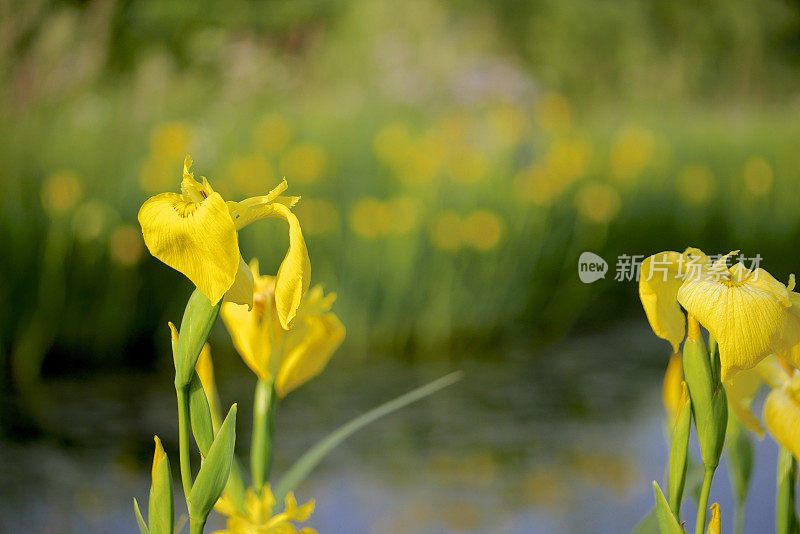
[273,371,464,503]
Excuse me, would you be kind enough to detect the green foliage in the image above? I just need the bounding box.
[776,447,798,534]
[175,291,220,389]
[187,404,238,521]
[668,389,691,517]
[188,371,215,456]
[133,498,150,534]
[653,481,685,534]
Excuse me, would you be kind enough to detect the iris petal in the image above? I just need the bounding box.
[639,251,689,352]
[138,191,240,304]
[224,257,255,308]
[764,384,800,459]
[275,312,345,398]
[678,263,796,381]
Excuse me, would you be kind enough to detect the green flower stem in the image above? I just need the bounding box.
[176,385,193,498]
[734,503,745,534]
[695,467,715,534]
[777,446,797,534]
[251,378,277,492]
[189,516,206,534]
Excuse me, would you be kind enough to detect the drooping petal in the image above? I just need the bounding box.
[138,191,240,304]
[275,312,345,398]
[764,381,800,460]
[639,251,688,352]
[225,179,296,230]
[678,262,797,381]
[241,202,312,330]
[223,257,255,308]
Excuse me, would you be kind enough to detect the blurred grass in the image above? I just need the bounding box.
[3,0,800,385]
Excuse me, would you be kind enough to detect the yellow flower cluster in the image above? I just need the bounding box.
[214,487,316,534]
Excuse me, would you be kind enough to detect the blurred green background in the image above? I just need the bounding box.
[3,0,800,532]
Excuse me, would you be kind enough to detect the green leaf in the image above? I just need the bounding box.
[224,456,249,514]
[133,498,149,534]
[668,383,691,517]
[726,420,754,506]
[274,371,463,503]
[653,481,686,534]
[188,371,214,456]
[175,289,220,389]
[632,508,658,534]
[149,437,174,534]
[188,404,237,521]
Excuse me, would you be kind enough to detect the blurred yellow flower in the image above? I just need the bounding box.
[41,170,83,216]
[151,122,191,161]
[109,224,144,266]
[676,164,716,206]
[294,198,341,236]
[514,165,560,207]
[487,103,529,146]
[535,93,572,134]
[609,126,655,182]
[742,156,773,197]
[73,199,115,242]
[225,155,275,196]
[461,210,505,251]
[254,115,292,154]
[432,112,473,147]
[448,148,486,184]
[138,155,310,329]
[214,486,315,534]
[281,144,327,184]
[140,122,193,192]
[398,133,446,185]
[348,197,393,240]
[764,373,800,460]
[220,260,345,398]
[428,211,463,251]
[387,196,422,235]
[545,136,592,183]
[373,122,413,167]
[574,182,621,224]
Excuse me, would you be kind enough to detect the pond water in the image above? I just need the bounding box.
[0,322,784,533]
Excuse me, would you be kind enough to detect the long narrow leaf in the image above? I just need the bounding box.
[188,404,237,520]
[274,371,463,502]
[133,498,149,534]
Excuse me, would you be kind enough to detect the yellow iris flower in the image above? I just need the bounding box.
[214,486,316,534]
[706,503,721,534]
[220,260,345,398]
[640,248,800,381]
[138,155,310,328]
[764,369,800,459]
